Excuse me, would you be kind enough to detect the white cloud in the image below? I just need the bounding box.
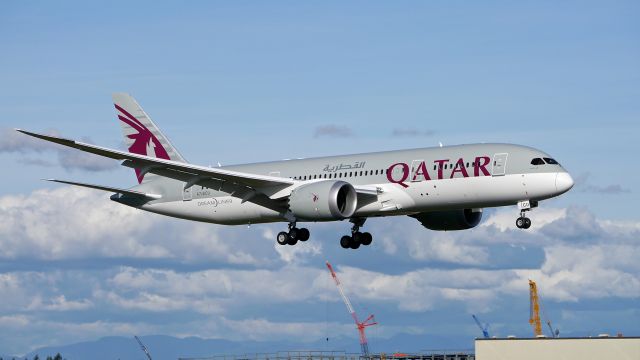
[0,187,157,260]
[27,295,93,312]
[102,266,327,314]
[508,245,640,302]
[334,266,516,312]
[0,186,266,265]
[1,184,640,354]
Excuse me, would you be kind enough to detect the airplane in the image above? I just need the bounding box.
[16,93,574,250]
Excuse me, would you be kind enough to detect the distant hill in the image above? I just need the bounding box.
[21,333,473,360]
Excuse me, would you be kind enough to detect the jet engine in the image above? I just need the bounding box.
[410,208,483,231]
[289,180,357,221]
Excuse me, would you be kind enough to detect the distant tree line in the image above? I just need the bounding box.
[0,354,64,360]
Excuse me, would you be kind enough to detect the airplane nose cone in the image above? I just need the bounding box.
[555,172,574,193]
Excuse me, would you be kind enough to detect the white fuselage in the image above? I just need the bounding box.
[134,143,573,225]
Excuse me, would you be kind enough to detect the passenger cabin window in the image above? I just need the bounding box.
[544,157,559,165]
[531,158,545,165]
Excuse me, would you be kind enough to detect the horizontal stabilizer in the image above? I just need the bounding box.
[45,179,162,200]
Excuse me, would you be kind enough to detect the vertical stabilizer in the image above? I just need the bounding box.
[112,93,187,183]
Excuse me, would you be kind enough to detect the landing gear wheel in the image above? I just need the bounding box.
[287,235,298,246]
[340,236,351,249]
[288,227,299,240]
[523,217,532,229]
[361,232,373,246]
[276,231,289,245]
[298,228,310,241]
[516,217,525,229]
[349,237,361,249]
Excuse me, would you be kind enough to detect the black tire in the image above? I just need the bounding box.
[352,231,362,243]
[361,232,373,246]
[523,218,532,229]
[516,217,524,229]
[340,235,351,249]
[298,228,310,241]
[349,239,360,249]
[288,227,299,240]
[276,231,289,245]
[287,235,298,246]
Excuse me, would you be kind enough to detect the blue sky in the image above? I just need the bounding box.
[0,1,639,356]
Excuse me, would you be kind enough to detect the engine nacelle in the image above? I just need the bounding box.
[410,209,483,231]
[289,180,357,221]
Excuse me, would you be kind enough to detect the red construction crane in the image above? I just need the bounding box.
[326,261,377,356]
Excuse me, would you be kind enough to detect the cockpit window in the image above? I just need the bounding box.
[543,157,559,165]
[531,158,545,165]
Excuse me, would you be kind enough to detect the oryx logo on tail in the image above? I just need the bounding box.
[112,93,187,183]
[115,104,170,183]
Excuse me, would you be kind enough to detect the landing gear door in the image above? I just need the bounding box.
[492,153,508,176]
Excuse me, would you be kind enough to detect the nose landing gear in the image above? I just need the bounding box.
[276,222,310,246]
[516,213,532,229]
[515,200,537,229]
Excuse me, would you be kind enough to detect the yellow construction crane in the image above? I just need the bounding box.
[529,279,560,338]
[528,280,543,336]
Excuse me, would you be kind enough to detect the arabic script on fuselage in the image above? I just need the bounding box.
[322,161,366,173]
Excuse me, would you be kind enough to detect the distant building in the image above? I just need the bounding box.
[475,336,640,360]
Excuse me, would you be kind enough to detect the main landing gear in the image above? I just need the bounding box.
[515,200,537,229]
[276,222,310,246]
[340,218,373,250]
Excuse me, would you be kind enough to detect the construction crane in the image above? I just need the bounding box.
[134,335,153,360]
[472,314,490,338]
[326,261,377,356]
[529,280,559,338]
[547,319,560,338]
[529,280,543,337]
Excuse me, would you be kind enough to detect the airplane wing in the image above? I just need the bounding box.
[18,129,380,206]
[45,179,162,200]
[17,129,295,193]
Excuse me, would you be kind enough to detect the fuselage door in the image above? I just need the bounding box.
[183,186,193,201]
[410,160,424,182]
[492,153,508,176]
